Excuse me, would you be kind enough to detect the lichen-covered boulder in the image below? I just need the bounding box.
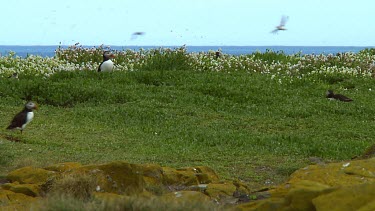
[233,180,251,196]
[205,182,237,200]
[283,180,335,210]
[288,158,375,186]
[194,166,220,184]
[1,161,226,210]
[2,182,40,197]
[0,189,40,210]
[4,166,56,201]
[140,163,164,186]
[0,189,13,205]
[236,197,286,211]
[92,191,127,202]
[160,190,211,203]
[358,144,375,159]
[236,158,375,211]
[70,161,146,195]
[6,191,39,204]
[6,167,55,184]
[43,162,82,173]
[312,183,375,211]
[343,159,375,178]
[162,167,199,188]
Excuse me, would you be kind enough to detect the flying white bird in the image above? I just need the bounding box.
[271,16,289,34]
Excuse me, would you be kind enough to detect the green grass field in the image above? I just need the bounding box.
[1,67,374,188]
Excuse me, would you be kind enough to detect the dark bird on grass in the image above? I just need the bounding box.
[215,51,221,59]
[8,72,18,79]
[7,102,38,133]
[98,51,115,72]
[271,15,289,34]
[326,90,353,102]
[131,32,145,40]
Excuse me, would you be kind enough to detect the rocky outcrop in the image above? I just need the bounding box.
[1,158,375,210]
[0,161,245,210]
[237,158,375,211]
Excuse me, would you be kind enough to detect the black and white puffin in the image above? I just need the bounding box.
[98,51,115,72]
[7,102,38,133]
[326,90,353,102]
[8,72,18,79]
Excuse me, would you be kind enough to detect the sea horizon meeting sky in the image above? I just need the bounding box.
[2,0,375,47]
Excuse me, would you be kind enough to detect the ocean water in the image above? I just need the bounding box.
[0,45,373,58]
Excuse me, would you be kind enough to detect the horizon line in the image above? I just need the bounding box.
[0,44,374,48]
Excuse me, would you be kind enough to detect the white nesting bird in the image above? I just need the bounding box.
[271,16,289,34]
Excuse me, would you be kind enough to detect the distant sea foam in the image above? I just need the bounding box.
[0,45,373,58]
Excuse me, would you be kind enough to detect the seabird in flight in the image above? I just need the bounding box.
[271,16,289,34]
[326,90,353,102]
[131,32,145,40]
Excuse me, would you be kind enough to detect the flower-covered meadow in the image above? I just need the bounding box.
[1,44,375,82]
[2,44,375,198]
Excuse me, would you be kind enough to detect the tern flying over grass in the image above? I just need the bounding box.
[271,16,289,34]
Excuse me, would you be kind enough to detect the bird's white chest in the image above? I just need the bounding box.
[23,112,34,129]
[100,60,114,72]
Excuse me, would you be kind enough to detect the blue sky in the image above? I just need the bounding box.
[2,0,375,46]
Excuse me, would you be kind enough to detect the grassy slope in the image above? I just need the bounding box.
[1,70,374,187]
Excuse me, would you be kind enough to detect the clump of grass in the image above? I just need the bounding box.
[11,157,40,169]
[139,46,192,71]
[55,43,108,65]
[358,47,375,56]
[0,71,136,107]
[99,196,223,211]
[37,194,224,211]
[38,170,222,211]
[54,44,193,72]
[35,194,97,211]
[252,49,298,64]
[35,174,98,210]
[49,173,97,201]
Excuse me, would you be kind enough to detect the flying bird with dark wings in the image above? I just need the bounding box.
[131,32,145,40]
[271,16,289,34]
[326,90,353,102]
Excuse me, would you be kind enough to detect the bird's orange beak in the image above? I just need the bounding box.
[110,54,115,58]
[34,104,38,110]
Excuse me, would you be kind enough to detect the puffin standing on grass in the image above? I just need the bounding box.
[326,90,353,102]
[7,102,38,133]
[98,51,115,72]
